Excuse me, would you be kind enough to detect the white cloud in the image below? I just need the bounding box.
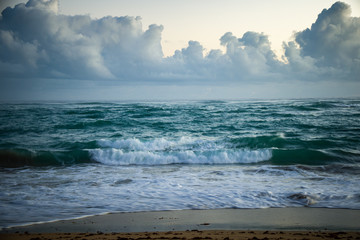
[284,1,360,80]
[0,0,359,100]
[0,0,164,80]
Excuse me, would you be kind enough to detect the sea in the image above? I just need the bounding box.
[0,99,360,228]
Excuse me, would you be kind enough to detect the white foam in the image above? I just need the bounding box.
[97,137,218,151]
[91,137,272,165]
[97,138,174,151]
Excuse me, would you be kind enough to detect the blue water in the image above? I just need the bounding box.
[0,99,360,228]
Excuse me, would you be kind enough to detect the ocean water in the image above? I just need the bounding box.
[0,99,360,228]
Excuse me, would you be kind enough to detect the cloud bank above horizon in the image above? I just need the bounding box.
[0,0,359,100]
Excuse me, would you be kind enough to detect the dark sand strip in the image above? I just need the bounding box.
[1,208,360,234]
[2,230,360,240]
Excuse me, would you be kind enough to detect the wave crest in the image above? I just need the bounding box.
[90,137,272,165]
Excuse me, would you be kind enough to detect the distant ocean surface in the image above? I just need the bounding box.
[1,99,360,228]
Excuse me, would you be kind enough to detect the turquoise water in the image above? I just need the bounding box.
[0,99,360,228]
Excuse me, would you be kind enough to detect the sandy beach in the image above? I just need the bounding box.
[1,208,360,239]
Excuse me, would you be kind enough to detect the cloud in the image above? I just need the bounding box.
[0,0,359,100]
[218,31,282,77]
[162,31,284,83]
[284,1,360,80]
[0,0,164,80]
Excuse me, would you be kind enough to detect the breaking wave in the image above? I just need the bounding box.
[90,137,272,165]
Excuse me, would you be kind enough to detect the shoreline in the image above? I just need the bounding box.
[1,207,360,233]
[1,208,360,240]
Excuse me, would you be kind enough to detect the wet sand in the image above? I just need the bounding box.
[1,208,360,239]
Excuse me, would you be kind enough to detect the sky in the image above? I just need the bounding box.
[0,0,359,101]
